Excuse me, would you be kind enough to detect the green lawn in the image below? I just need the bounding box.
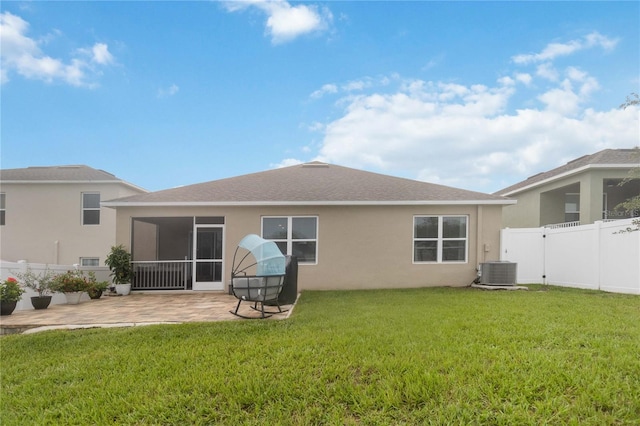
[2,286,639,425]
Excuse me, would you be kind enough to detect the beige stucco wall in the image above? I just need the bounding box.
[501,169,635,228]
[0,182,145,264]
[113,203,504,291]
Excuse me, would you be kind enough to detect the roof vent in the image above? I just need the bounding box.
[302,162,329,168]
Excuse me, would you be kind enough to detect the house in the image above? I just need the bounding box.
[0,165,147,265]
[495,149,640,228]
[103,162,514,291]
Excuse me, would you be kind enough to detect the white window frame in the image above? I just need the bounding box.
[413,215,468,264]
[261,216,318,265]
[82,192,101,226]
[565,193,580,223]
[80,257,100,267]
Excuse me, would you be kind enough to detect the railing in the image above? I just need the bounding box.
[545,221,580,229]
[132,261,192,290]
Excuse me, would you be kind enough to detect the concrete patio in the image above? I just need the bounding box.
[0,292,296,335]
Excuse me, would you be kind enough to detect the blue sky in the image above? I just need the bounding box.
[1,1,638,194]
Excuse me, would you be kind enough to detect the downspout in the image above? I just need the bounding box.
[542,228,547,285]
[476,204,485,284]
[53,240,59,264]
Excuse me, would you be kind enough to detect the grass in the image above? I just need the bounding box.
[1,285,640,425]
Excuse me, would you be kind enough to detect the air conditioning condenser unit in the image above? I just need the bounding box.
[479,262,517,286]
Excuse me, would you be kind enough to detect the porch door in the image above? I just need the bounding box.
[193,225,224,290]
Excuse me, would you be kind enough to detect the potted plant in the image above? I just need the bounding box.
[85,272,109,300]
[51,270,90,304]
[105,245,133,296]
[15,266,56,310]
[0,277,25,315]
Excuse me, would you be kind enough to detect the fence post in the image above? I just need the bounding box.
[594,221,601,291]
[17,260,28,275]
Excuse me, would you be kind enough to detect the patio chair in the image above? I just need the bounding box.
[229,234,287,319]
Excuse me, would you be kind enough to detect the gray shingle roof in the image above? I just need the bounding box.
[494,149,640,196]
[0,165,147,192]
[106,162,512,206]
[0,165,121,181]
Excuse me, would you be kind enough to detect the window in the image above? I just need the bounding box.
[82,193,100,225]
[565,193,580,222]
[414,216,468,263]
[0,193,5,226]
[262,216,318,264]
[80,257,100,267]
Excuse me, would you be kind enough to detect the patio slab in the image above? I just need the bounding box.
[0,292,295,335]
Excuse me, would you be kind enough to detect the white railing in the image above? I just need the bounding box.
[544,221,580,229]
[132,261,191,290]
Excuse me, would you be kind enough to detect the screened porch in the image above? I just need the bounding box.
[130,217,224,291]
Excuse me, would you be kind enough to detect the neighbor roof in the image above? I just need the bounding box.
[495,149,640,196]
[103,162,513,206]
[0,165,147,192]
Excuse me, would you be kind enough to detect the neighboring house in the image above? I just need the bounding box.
[0,165,147,265]
[103,162,514,292]
[495,149,640,228]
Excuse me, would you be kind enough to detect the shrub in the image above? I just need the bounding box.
[51,270,91,293]
[0,278,25,302]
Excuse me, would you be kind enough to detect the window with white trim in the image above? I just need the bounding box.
[80,257,100,267]
[413,215,468,263]
[82,193,100,225]
[565,193,580,223]
[0,193,5,226]
[262,216,318,264]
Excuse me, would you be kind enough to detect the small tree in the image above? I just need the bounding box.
[105,245,133,284]
[619,92,639,109]
[15,266,57,297]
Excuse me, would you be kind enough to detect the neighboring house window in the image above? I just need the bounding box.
[262,216,318,264]
[80,257,100,267]
[0,193,5,226]
[82,193,100,225]
[565,193,580,223]
[414,216,468,263]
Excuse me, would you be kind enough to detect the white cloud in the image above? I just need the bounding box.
[223,0,333,44]
[310,83,337,99]
[157,83,180,99]
[342,78,373,92]
[512,31,618,64]
[310,76,397,101]
[309,71,638,193]
[90,43,114,65]
[537,67,600,115]
[537,86,581,115]
[271,158,304,168]
[536,62,559,81]
[0,11,114,87]
[302,31,630,192]
[307,121,325,132]
[515,73,532,85]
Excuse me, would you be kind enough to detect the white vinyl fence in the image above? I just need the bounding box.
[1,261,111,311]
[500,218,640,294]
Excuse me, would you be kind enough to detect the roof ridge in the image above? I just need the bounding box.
[105,161,510,205]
